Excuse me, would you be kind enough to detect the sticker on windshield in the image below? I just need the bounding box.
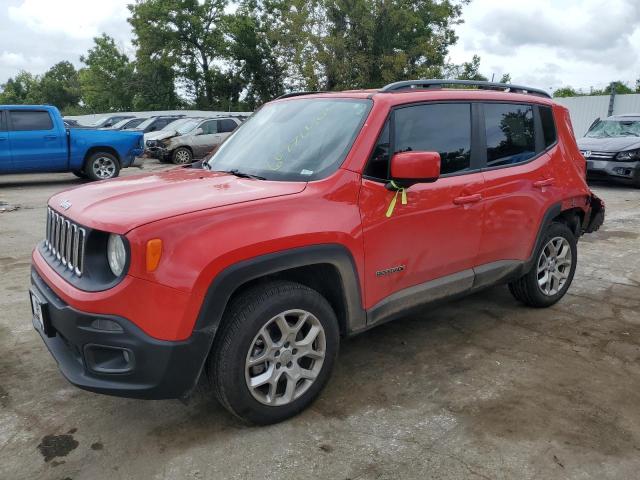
[300,169,314,176]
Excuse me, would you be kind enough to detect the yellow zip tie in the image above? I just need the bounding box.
[385,181,408,217]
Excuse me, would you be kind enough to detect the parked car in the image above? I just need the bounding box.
[89,114,136,129]
[30,80,604,425]
[0,105,143,180]
[578,114,640,187]
[126,115,185,137]
[145,116,242,164]
[104,117,147,131]
[63,118,82,128]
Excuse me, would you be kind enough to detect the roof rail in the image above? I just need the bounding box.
[276,91,327,100]
[379,79,552,99]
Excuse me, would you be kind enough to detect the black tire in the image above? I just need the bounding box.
[72,170,87,179]
[171,147,193,165]
[509,222,577,308]
[209,280,340,424]
[84,152,120,181]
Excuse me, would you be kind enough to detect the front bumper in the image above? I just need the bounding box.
[30,267,212,399]
[145,145,170,160]
[586,159,640,185]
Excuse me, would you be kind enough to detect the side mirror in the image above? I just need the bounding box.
[389,151,441,188]
[195,128,204,136]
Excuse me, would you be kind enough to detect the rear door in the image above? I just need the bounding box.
[476,102,557,266]
[8,109,67,171]
[0,111,11,172]
[358,102,485,311]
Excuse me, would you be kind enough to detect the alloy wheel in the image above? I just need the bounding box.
[537,236,573,296]
[174,150,191,164]
[245,309,326,406]
[92,157,116,179]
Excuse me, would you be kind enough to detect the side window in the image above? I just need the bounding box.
[539,106,557,148]
[10,110,53,131]
[0,111,6,131]
[394,103,472,175]
[364,121,390,179]
[484,103,535,167]
[217,119,237,133]
[201,120,218,135]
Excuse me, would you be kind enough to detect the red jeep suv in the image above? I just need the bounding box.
[30,80,604,424]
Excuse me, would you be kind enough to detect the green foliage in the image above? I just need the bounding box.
[554,81,636,98]
[499,73,511,84]
[79,34,136,112]
[553,86,579,98]
[264,0,467,90]
[0,71,41,104]
[2,0,501,112]
[38,61,81,110]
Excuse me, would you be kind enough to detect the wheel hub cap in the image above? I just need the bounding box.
[245,309,326,406]
[93,157,115,179]
[537,236,572,296]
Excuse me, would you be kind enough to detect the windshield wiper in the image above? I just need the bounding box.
[218,169,267,180]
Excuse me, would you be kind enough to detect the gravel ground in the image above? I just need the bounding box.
[1,165,639,480]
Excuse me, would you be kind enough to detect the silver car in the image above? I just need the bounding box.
[145,117,243,164]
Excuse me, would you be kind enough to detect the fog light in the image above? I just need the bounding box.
[84,344,134,374]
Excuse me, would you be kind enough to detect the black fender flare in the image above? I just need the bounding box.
[523,202,562,272]
[193,243,366,337]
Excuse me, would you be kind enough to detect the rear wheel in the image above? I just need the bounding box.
[509,222,577,308]
[85,152,120,181]
[209,281,339,424]
[171,147,193,165]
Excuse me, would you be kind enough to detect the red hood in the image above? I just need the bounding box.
[48,168,307,234]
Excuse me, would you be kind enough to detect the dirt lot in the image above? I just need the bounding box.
[1,164,639,480]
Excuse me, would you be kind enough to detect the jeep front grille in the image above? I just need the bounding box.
[45,207,86,276]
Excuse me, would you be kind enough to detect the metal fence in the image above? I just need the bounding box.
[555,93,640,137]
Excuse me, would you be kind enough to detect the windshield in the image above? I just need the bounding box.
[585,120,640,138]
[206,98,372,181]
[173,119,200,134]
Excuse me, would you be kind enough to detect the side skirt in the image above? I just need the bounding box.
[359,260,524,333]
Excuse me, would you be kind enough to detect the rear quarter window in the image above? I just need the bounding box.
[10,110,53,131]
[539,106,557,147]
[484,103,535,167]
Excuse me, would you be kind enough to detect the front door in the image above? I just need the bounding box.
[8,109,67,172]
[192,119,222,157]
[358,102,484,313]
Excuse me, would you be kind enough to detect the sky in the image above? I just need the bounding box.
[1,0,639,94]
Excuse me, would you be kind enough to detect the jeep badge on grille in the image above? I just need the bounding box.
[59,199,72,210]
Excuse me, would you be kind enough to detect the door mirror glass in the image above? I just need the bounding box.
[390,151,441,187]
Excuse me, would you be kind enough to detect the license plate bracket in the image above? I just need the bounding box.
[30,289,54,337]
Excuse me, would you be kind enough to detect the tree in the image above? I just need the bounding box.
[226,1,285,109]
[553,86,579,98]
[0,71,41,104]
[499,73,511,84]
[265,0,468,91]
[38,61,81,111]
[128,0,230,108]
[454,54,488,81]
[80,34,135,112]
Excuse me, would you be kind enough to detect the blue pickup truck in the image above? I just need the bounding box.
[0,105,143,180]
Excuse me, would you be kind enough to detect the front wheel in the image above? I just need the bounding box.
[171,147,193,165]
[85,152,120,181]
[209,281,339,424]
[509,222,577,308]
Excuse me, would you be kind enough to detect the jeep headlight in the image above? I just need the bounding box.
[107,234,127,277]
[616,149,640,161]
